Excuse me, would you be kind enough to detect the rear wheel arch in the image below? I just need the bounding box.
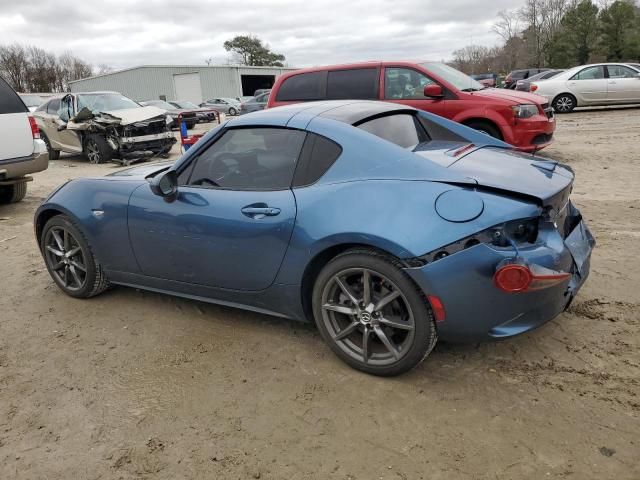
[300,243,419,322]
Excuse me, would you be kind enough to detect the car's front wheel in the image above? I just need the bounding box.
[552,93,576,113]
[41,215,109,298]
[83,134,113,164]
[312,249,437,376]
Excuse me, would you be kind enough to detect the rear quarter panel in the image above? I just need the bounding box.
[0,112,34,160]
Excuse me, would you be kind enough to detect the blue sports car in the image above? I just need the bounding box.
[34,101,595,376]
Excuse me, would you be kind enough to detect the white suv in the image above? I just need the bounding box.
[0,78,48,203]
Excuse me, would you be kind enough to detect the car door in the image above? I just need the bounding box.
[606,65,640,103]
[382,66,447,118]
[127,126,305,291]
[566,65,607,104]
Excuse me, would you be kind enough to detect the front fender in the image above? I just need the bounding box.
[35,178,143,273]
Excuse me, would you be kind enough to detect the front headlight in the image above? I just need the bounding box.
[511,104,540,119]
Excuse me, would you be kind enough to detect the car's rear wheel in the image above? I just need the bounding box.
[552,93,576,113]
[41,132,60,160]
[312,249,437,376]
[228,107,237,116]
[83,134,113,164]
[41,215,109,298]
[0,182,27,203]
[464,120,502,140]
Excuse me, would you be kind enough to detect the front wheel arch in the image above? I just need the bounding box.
[462,118,504,140]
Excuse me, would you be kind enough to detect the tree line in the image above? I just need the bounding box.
[451,0,640,74]
[0,44,93,93]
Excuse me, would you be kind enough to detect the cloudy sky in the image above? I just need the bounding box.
[0,0,520,71]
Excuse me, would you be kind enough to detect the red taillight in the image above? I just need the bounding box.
[530,84,538,92]
[494,264,532,292]
[494,262,571,293]
[427,295,446,322]
[28,116,40,139]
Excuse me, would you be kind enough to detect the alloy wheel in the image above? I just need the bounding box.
[555,96,573,112]
[320,268,415,366]
[44,226,87,292]
[86,140,101,164]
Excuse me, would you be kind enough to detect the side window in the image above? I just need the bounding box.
[357,113,429,148]
[256,93,269,103]
[571,66,605,80]
[0,78,28,114]
[47,98,61,114]
[384,68,435,99]
[292,133,343,187]
[326,68,378,100]
[183,128,306,190]
[275,72,325,101]
[608,65,637,79]
[58,97,74,122]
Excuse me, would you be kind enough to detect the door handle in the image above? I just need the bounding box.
[241,204,281,218]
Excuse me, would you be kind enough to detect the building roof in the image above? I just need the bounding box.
[68,64,299,84]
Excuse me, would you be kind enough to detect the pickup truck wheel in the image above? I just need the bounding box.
[83,134,113,164]
[0,182,27,204]
[41,132,60,160]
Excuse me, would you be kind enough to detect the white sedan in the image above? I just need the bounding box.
[531,63,640,113]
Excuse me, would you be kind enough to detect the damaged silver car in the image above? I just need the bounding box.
[33,91,176,164]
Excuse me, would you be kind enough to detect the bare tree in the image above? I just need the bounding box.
[0,44,28,91]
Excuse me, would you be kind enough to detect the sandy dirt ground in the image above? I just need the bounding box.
[1,110,639,480]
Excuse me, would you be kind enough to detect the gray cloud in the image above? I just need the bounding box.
[0,0,519,69]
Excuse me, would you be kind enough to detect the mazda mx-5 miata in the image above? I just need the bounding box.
[34,100,595,376]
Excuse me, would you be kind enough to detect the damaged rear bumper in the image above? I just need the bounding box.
[405,217,595,342]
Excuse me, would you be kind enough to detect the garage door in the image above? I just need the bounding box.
[173,73,203,104]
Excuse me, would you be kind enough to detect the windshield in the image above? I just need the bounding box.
[21,94,44,107]
[144,100,176,110]
[175,101,199,109]
[77,93,139,113]
[421,62,485,91]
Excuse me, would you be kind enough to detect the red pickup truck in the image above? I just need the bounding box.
[267,61,556,152]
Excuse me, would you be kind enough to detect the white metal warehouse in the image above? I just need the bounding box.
[68,65,298,104]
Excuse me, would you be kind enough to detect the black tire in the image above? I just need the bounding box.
[83,134,113,164]
[228,107,237,116]
[312,248,437,376]
[40,215,109,298]
[552,93,577,113]
[0,182,27,204]
[41,132,60,160]
[464,120,502,139]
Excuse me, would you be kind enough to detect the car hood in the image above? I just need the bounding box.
[414,144,573,209]
[98,106,168,124]
[468,88,548,105]
[107,161,174,179]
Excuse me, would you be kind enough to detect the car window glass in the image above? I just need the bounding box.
[58,97,74,121]
[275,71,324,101]
[385,68,435,99]
[357,113,428,148]
[292,133,343,187]
[256,93,269,103]
[326,68,378,100]
[0,78,28,114]
[46,98,61,114]
[184,128,306,190]
[572,66,605,80]
[608,65,637,79]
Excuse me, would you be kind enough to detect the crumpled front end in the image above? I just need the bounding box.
[405,202,595,342]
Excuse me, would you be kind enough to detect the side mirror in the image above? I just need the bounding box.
[424,84,444,98]
[149,170,178,201]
